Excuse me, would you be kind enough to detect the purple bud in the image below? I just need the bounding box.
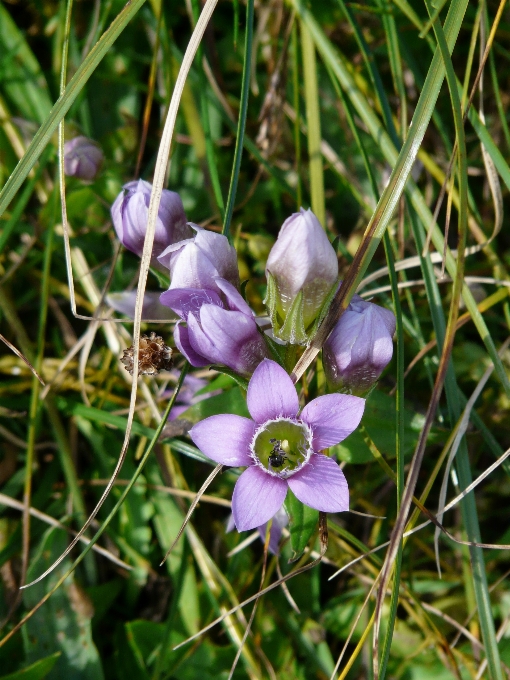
[158,225,239,293]
[111,179,192,263]
[323,298,396,394]
[64,136,103,181]
[265,208,338,343]
[160,278,268,376]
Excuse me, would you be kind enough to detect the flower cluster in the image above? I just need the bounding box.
[109,179,396,551]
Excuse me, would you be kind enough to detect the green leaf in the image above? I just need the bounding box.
[207,366,249,391]
[0,653,61,680]
[332,391,445,464]
[177,387,250,421]
[22,529,104,680]
[0,5,52,123]
[284,490,319,563]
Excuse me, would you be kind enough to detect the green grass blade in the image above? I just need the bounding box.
[300,19,325,225]
[0,0,147,219]
[222,0,254,240]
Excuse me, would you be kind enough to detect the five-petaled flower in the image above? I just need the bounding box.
[190,359,365,531]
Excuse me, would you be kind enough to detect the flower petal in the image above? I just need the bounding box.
[247,359,299,423]
[215,278,253,316]
[173,322,209,367]
[300,394,365,449]
[190,414,255,466]
[187,306,267,376]
[168,241,221,290]
[287,454,349,512]
[232,466,288,531]
[193,229,239,288]
[160,287,222,319]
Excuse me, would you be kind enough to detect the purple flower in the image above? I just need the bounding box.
[226,506,289,554]
[111,179,192,263]
[190,359,365,531]
[323,297,396,395]
[265,208,338,344]
[158,225,239,293]
[64,136,103,181]
[160,278,269,375]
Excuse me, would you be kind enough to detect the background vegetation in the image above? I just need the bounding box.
[0,0,510,678]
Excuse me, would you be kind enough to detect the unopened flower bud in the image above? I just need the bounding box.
[265,208,338,344]
[111,179,192,263]
[323,298,396,395]
[64,136,103,181]
[158,224,239,293]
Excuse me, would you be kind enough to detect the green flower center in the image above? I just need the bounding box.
[252,419,312,478]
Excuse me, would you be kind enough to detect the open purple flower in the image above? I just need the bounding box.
[158,224,239,293]
[160,278,268,375]
[111,179,191,264]
[190,360,365,531]
[323,297,396,395]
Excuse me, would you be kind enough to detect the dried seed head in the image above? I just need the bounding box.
[121,333,173,376]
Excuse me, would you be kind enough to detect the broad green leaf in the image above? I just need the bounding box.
[148,470,201,637]
[0,653,61,680]
[284,490,319,563]
[22,529,104,680]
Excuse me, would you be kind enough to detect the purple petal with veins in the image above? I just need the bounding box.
[190,414,255,466]
[287,454,349,513]
[232,466,288,531]
[160,287,222,320]
[300,394,365,450]
[247,359,299,423]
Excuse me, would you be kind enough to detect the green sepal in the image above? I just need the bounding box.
[240,279,249,301]
[265,273,308,344]
[264,271,282,335]
[284,490,319,563]
[307,277,340,344]
[263,333,287,368]
[278,290,308,345]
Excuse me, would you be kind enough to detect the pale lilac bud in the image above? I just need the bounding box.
[265,208,338,344]
[64,136,103,180]
[323,298,396,395]
[158,225,239,293]
[111,180,192,263]
[160,278,268,376]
